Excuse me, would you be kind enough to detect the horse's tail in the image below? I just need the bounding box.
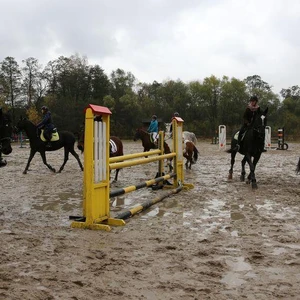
[296,157,300,174]
[193,145,199,163]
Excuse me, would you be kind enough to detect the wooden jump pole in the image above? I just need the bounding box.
[71,104,193,231]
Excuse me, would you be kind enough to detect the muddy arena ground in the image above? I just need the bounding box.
[1,140,300,300]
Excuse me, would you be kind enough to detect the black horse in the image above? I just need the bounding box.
[16,117,83,174]
[0,108,13,167]
[227,107,268,189]
[77,128,124,182]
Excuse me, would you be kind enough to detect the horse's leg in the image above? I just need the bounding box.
[70,149,84,171]
[40,151,56,173]
[240,156,247,181]
[0,152,7,167]
[249,154,261,189]
[166,158,173,172]
[58,149,69,173]
[244,155,257,188]
[113,169,120,182]
[23,149,37,174]
[228,151,237,180]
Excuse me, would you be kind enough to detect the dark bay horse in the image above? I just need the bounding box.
[16,117,83,174]
[183,141,199,169]
[0,108,13,167]
[227,107,268,189]
[133,128,173,171]
[133,128,171,153]
[77,129,123,182]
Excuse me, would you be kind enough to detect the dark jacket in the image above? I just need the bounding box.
[243,105,261,126]
[37,111,54,131]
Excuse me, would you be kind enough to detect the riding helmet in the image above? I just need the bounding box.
[174,112,179,117]
[152,115,157,119]
[250,95,258,102]
[41,106,48,111]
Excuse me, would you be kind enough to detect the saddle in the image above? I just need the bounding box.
[109,139,117,155]
[40,128,59,142]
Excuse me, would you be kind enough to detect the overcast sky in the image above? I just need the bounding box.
[1,0,300,95]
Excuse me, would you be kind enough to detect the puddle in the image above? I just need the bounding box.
[272,247,287,255]
[231,212,245,221]
[231,230,239,237]
[221,256,253,288]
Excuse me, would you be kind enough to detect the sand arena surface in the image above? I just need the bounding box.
[1,140,300,300]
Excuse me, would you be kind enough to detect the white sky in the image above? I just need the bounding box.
[1,0,300,95]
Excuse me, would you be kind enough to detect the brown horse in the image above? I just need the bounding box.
[133,128,173,170]
[183,141,199,169]
[133,128,171,152]
[77,129,123,182]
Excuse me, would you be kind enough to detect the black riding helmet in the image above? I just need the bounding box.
[250,95,258,102]
[41,106,48,111]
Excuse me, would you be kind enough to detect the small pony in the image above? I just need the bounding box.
[183,141,199,169]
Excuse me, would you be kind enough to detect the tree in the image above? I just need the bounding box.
[21,57,42,106]
[0,57,22,123]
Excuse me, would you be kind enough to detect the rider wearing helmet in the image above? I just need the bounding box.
[37,106,54,148]
[236,95,261,151]
[170,112,180,136]
[147,114,159,145]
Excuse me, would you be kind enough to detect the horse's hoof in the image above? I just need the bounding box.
[0,160,7,167]
[23,170,27,174]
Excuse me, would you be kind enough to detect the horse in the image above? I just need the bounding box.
[77,128,124,182]
[227,107,268,189]
[296,158,300,174]
[0,108,13,167]
[164,122,197,144]
[16,117,83,174]
[183,141,199,169]
[183,131,197,145]
[133,128,173,170]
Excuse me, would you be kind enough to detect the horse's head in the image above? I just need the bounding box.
[15,116,28,133]
[253,107,268,140]
[0,111,13,155]
[77,127,85,153]
[133,128,142,141]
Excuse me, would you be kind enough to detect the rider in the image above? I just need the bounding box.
[37,106,54,148]
[236,95,261,151]
[147,115,159,144]
[170,112,179,137]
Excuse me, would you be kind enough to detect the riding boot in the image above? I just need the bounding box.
[45,139,52,148]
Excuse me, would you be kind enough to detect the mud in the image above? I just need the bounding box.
[1,140,300,300]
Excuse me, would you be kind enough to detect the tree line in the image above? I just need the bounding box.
[1,54,300,139]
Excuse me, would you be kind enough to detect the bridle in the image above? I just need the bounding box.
[253,114,266,140]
